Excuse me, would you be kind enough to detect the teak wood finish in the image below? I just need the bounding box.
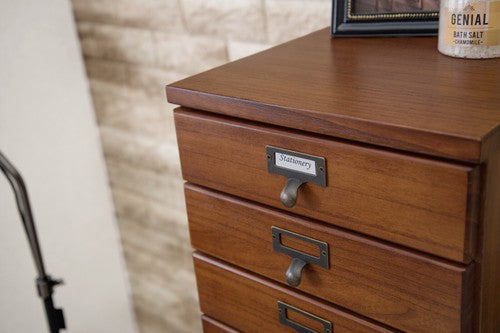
[167,28,500,332]
[175,109,477,262]
[194,253,395,333]
[167,29,500,164]
[201,315,238,333]
[475,133,500,332]
[186,184,473,333]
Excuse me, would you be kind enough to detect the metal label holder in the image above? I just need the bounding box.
[266,146,326,208]
[278,301,333,333]
[266,146,326,186]
[272,227,329,287]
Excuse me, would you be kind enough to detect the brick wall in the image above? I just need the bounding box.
[71,1,331,332]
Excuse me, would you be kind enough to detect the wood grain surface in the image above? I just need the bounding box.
[167,29,500,163]
[175,109,478,262]
[186,184,474,333]
[202,315,239,333]
[194,252,395,333]
[474,131,500,332]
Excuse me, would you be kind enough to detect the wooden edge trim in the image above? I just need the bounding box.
[202,315,240,333]
[167,87,483,163]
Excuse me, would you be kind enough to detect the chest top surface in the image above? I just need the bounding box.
[166,28,500,163]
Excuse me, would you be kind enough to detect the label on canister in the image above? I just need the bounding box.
[444,1,500,46]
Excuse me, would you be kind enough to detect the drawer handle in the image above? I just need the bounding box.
[286,258,308,287]
[278,301,333,333]
[272,227,329,288]
[280,178,305,208]
[266,146,326,208]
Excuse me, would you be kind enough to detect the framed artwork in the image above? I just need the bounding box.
[332,0,440,37]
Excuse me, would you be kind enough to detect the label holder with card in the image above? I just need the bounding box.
[266,146,326,208]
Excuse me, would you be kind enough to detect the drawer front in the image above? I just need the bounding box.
[202,315,239,333]
[175,108,477,262]
[194,252,394,333]
[186,184,474,333]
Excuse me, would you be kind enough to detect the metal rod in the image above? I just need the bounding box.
[0,150,65,333]
[0,151,47,278]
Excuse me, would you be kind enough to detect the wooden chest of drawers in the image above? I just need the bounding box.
[167,28,500,332]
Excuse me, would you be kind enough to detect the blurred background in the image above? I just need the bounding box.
[1,0,330,332]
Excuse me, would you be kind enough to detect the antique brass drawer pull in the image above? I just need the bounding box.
[278,301,333,333]
[280,178,305,208]
[266,146,326,208]
[272,227,329,287]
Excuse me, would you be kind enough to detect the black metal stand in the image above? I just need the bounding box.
[0,151,66,333]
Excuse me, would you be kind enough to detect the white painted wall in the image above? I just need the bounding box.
[0,1,136,332]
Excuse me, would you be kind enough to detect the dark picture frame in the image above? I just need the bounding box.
[331,0,439,37]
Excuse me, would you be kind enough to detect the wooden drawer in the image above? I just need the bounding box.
[194,252,394,333]
[202,315,238,333]
[186,184,474,333]
[175,108,478,263]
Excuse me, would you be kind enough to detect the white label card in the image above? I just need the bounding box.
[275,152,316,176]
